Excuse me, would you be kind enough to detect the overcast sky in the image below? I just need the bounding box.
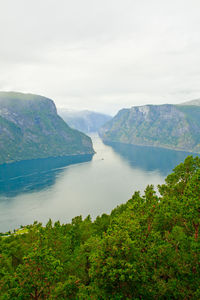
[1,0,200,115]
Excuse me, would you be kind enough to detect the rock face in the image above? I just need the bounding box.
[99,104,200,153]
[58,109,112,133]
[0,92,94,164]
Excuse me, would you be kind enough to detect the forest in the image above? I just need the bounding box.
[0,156,200,299]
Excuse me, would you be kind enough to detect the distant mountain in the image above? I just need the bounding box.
[0,92,94,165]
[179,98,200,106]
[58,109,112,133]
[99,104,200,153]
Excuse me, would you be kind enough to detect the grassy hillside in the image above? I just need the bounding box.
[0,92,94,164]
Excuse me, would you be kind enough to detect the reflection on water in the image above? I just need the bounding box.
[0,135,197,232]
[104,141,198,176]
[0,154,93,197]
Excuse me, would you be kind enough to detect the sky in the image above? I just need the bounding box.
[1,0,200,115]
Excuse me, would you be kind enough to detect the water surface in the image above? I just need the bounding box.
[0,135,195,232]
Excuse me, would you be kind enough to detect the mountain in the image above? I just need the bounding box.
[57,109,112,133]
[0,92,94,165]
[99,104,200,153]
[179,98,200,106]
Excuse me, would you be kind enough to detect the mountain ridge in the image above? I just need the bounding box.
[58,108,112,133]
[179,98,200,106]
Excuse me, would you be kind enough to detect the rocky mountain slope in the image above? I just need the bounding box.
[99,104,200,153]
[0,92,94,164]
[58,109,111,133]
[180,98,200,106]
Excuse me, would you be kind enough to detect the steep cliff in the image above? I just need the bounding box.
[0,92,94,164]
[99,104,200,153]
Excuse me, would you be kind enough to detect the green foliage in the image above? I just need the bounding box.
[0,156,199,299]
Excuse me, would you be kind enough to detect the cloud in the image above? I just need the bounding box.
[1,0,200,114]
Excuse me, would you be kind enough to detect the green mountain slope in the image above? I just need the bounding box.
[57,109,112,133]
[0,92,94,164]
[99,104,200,153]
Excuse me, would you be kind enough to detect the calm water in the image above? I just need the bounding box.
[0,135,196,232]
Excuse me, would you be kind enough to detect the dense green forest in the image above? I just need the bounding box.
[0,156,200,299]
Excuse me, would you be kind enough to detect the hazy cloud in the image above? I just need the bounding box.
[1,0,200,114]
